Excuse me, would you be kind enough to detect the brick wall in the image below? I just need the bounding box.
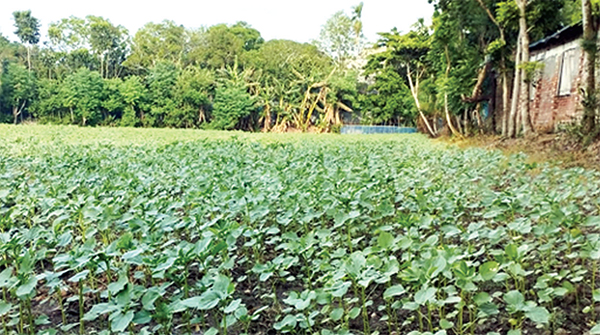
[494,38,585,133]
[530,39,584,132]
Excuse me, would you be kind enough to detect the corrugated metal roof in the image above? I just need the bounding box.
[529,22,583,51]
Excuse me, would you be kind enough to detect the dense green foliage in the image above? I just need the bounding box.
[0,1,597,133]
[0,11,368,131]
[1,125,600,335]
[360,0,581,136]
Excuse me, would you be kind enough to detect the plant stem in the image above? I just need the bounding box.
[458,291,464,335]
[184,267,192,335]
[27,298,34,335]
[19,302,24,335]
[57,289,67,325]
[427,303,433,332]
[2,288,8,335]
[593,260,597,321]
[361,287,370,335]
[79,280,84,335]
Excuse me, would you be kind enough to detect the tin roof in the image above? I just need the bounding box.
[529,22,583,51]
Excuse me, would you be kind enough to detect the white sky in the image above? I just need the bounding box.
[0,0,433,45]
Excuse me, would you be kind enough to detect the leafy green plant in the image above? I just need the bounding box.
[0,125,599,335]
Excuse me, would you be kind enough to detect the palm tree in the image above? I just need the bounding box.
[351,2,364,49]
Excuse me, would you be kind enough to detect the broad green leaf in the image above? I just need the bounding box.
[348,307,361,319]
[182,290,221,310]
[444,296,462,304]
[16,277,37,298]
[83,303,118,321]
[505,244,519,261]
[479,302,499,316]
[593,289,600,302]
[414,287,437,305]
[224,299,242,314]
[384,285,406,300]
[504,290,524,308]
[378,232,394,249]
[330,307,344,321]
[274,314,297,330]
[0,301,12,316]
[330,281,351,298]
[473,292,491,306]
[591,324,600,334]
[132,310,152,325]
[153,257,176,273]
[479,261,499,281]
[68,270,89,283]
[586,216,600,227]
[525,306,550,324]
[108,274,128,295]
[213,274,233,298]
[344,252,366,277]
[440,319,454,329]
[0,268,13,288]
[111,310,134,332]
[142,290,160,311]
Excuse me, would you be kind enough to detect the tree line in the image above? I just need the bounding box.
[0,6,377,131]
[1,1,599,137]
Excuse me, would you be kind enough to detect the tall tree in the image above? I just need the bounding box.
[61,68,105,125]
[371,24,437,136]
[125,21,186,70]
[13,10,40,71]
[316,11,356,64]
[88,16,128,78]
[1,63,36,123]
[473,0,511,136]
[516,0,534,137]
[119,76,147,127]
[200,24,246,69]
[581,0,597,135]
[351,2,365,48]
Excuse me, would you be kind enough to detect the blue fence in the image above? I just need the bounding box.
[341,125,418,135]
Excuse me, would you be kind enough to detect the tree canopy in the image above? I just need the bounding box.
[1,2,597,136]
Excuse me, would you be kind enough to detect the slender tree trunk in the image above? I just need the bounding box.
[406,62,436,137]
[464,108,470,135]
[13,100,26,124]
[100,55,104,78]
[444,46,462,137]
[475,0,510,136]
[26,46,31,72]
[445,94,462,137]
[476,104,485,134]
[582,0,597,134]
[517,0,534,136]
[508,32,523,138]
[455,115,464,135]
[501,59,510,136]
[106,54,110,79]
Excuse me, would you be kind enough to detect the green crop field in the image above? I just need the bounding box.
[1,125,600,335]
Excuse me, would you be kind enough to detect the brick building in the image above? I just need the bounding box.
[527,23,586,132]
[492,24,587,133]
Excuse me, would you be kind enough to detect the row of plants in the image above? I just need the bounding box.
[0,126,600,334]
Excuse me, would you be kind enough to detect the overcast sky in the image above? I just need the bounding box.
[0,0,433,45]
